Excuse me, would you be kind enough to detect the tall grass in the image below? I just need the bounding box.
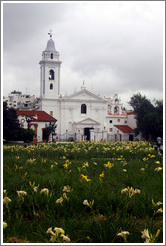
[3,141,163,243]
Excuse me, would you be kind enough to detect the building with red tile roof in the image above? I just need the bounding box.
[16,110,57,143]
[114,125,135,133]
[17,110,56,122]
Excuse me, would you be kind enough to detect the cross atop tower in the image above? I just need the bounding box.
[48,29,53,38]
[81,80,86,90]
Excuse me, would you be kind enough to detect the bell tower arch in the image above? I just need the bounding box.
[39,30,62,99]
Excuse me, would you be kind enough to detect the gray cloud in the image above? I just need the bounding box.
[3,2,164,107]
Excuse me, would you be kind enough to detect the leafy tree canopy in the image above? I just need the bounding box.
[3,102,35,142]
[129,93,163,141]
[3,102,22,141]
[44,120,57,142]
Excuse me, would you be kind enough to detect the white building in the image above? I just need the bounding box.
[3,90,39,110]
[38,32,137,142]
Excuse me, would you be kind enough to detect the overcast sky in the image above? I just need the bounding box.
[2,1,164,108]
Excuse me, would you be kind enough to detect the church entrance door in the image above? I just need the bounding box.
[84,127,93,141]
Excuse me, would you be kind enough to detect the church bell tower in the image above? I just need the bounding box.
[39,30,62,99]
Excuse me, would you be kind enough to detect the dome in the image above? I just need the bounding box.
[45,38,56,51]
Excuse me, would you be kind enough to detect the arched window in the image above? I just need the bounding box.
[81,103,87,114]
[51,53,53,59]
[114,106,119,113]
[49,70,54,80]
[50,83,53,90]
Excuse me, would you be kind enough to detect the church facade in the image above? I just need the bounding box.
[39,33,137,142]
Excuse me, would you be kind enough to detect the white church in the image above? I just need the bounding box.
[17,32,137,142]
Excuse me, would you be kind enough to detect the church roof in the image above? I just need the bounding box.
[17,110,57,122]
[45,38,56,52]
[114,125,135,133]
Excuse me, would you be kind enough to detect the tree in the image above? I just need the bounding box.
[3,102,35,142]
[22,128,36,143]
[3,102,22,141]
[129,93,163,141]
[44,120,57,142]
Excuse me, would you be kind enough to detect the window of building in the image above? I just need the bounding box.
[109,120,112,123]
[50,111,53,116]
[124,120,127,124]
[114,106,119,113]
[51,53,53,59]
[49,69,54,80]
[81,103,87,114]
[118,119,120,122]
[50,83,53,90]
[109,128,113,132]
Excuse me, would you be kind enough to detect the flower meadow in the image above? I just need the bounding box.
[3,141,163,243]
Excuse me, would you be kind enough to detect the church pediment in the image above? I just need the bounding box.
[74,118,100,126]
[63,89,106,103]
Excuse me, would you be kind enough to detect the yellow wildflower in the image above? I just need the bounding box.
[47,226,70,243]
[140,168,145,171]
[17,191,27,197]
[154,167,162,172]
[63,163,69,169]
[121,188,128,194]
[150,155,156,158]
[82,162,89,169]
[83,199,90,207]
[3,197,12,205]
[155,161,160,164]
[3,222,7,229]
[99,171,104,181]
[56,197,64,204]
[62,185,72,193]
[121,186,140,198]
[54,227,65,235]
[63,192,69,201]
[33,186,39,192]
[83,199,94,209]
[141,229,150,243]
[100,171,104,178]
[156,208,163,214]
[60,234,70,242]
[27,158,36,164]
[152,199,163,207]
[117,231,130,242]
[141,228,160,243]
[104,161,114,168]
[17,190,27,201]
[47,227,55,236]
[81,174,91,182]
[40,188,49,196]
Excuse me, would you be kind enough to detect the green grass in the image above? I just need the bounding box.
[3,141,163,243]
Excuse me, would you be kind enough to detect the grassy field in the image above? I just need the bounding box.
[3,141,163,243]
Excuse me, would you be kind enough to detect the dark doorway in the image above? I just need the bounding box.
[84,127,93,141]
[42,129,48,142]
[129,134,134,141]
